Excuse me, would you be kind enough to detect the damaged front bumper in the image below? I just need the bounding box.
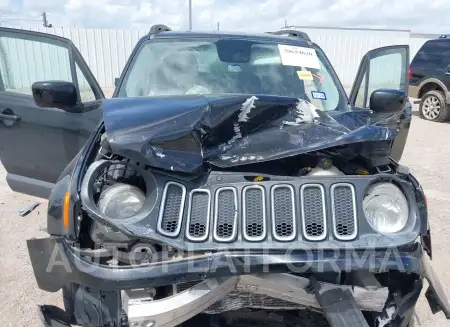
[28,237,450,327]
[120,274,389,327]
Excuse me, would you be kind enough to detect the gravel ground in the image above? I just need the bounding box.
[0,103,450,326]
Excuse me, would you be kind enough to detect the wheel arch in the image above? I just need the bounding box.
[418,78,450,103]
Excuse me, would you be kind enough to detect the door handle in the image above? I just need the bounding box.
[0,112,21,122]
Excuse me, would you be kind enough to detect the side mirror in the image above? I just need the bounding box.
[369,89,407,113]
[32,81,78,111]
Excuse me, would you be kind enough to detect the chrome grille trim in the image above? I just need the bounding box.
[157,181,186,237]
[271,184,296,241]
[242,185,267,242]
[213,187,238,242]
[300,184,327,241]
[331,183,357,241]
[185,189,211,242]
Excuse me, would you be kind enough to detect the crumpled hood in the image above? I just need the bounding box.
[101,94,407,173]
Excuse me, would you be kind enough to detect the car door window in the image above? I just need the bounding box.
[419,41,448,64]
[0,30,98,102]
[350,46,408,108]
[0,34,71,95]
[76,62,96,102]
[354,71,367,108]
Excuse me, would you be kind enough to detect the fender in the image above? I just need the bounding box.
[47,121,104,238]
[47,153,80,236]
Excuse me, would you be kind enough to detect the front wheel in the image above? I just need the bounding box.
[419,90,450,122]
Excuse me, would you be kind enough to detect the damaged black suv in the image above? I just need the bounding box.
[0,25,449,327]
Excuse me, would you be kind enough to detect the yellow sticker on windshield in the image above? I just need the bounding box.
[297,70,313,80]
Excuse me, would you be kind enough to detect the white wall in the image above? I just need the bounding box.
[0,25,438,93]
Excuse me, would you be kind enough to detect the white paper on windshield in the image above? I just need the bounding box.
[278,44,320,69]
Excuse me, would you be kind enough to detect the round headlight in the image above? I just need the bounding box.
[363,183,409,234]
[98,183,145,219]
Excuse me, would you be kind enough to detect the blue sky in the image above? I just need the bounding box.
[1,0,448,33]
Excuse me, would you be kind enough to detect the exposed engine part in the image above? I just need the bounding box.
[97,132,114,160]
[121,274,389,327]
[317,157,333,170]
[75,242,182,266]
[92,161,146,200]
[128,242,158,264]
[125,287,157,304]
[90,220,131,244]
[307,166,344,176]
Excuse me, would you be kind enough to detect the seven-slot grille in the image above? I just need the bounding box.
[331,184,357,240]
[243,185,266,241]
[271,185,296,241]
[214,188,238,242]
[301,184,326,241]
[157,182,186,237]
[186,190,211,241]
[158,182,358,241]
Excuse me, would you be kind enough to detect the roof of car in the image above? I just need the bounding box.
[151,30,311,45]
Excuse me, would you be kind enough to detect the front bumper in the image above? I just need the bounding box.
[28,237,450,314]
[28,237,426,291]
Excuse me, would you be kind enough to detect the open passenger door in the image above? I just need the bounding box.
[0,27,104,198]
[349,45,411,162]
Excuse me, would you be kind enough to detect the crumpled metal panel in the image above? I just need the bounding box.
[101,94,406,173]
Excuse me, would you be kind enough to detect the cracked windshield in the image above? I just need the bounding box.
[119,38,342,111]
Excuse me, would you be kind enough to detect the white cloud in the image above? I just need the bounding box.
[9,0,450,33]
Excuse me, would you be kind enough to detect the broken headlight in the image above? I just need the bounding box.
[363,183,409,234]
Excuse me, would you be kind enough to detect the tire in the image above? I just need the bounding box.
[419,90,450,122]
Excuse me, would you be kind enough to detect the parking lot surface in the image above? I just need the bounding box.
[0,104,450,326]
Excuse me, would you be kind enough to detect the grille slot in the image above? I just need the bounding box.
[331,183,357,240]
[157,182,186,237]
[271,185,296,241]
[243,185,266,241]
[301,184,326,241]
[214,187,238,242]
[186,190,211,242]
